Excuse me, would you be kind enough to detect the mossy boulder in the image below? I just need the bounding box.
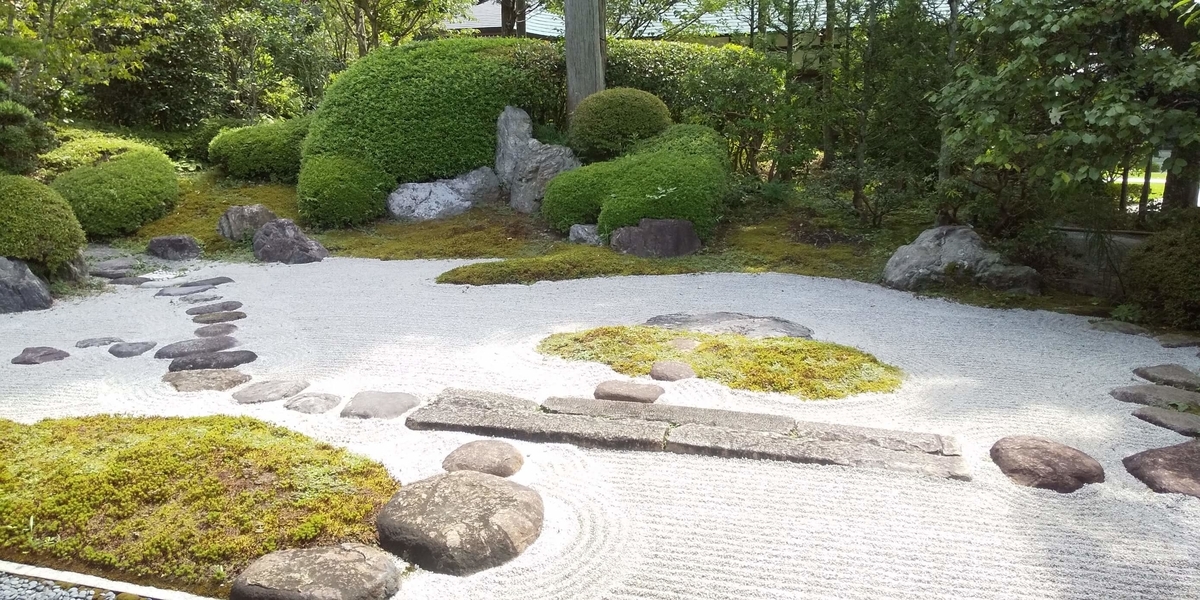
[0,174,86,271]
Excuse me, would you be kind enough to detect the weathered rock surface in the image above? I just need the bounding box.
[218,204,278,242]
[568,224,602,246]
[90,257,136,279]
[645,312,814,339]
[442,440,524,477]
[0,258,52,314]
[108,341,157,358]
[1134,364,1200,392]
[509,141,579,213]
[155,284,215,297]
[496,106,534,187]
[60,250,89,282]
[593,380,664,403]
[195,323,238,337]
[186,301,243,315]
[109,276,151,286]
[76,337,122,348]
[229,542,401,600]
[989,435,1104,493]
[232,380,310,404]
[146,235,202,260]
[1134,406,1200,437]
[168,350,257,371]
[163,369,251,391]
[180,293,222,304]
[650,360,696,381]
[1089,320,1150,336]
[193,311,247,324]
[387,167,500,221]
[375,470,543,575]
[1111,384,1200,411]
[155,336,238,359]
[544,397,796,434]
[178,276,234,288]
[341,391,420,420]
[253,219,329,264]
[610,218,702,258]
[1157,333,1200,348]
[882,226,1041,295]
[284,393,342,414]
[1123,441,1200,498]
[11,346,69,365]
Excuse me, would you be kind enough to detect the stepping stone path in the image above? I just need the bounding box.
[1134,364,1200,392]
[186,301,242,315]
[285,393,342,414]
[230,543,401,600]
[155,336,238,359]
[1111,384,1200,411]
[650,360,696,381]
[442,440,524,477]
[1134,406,1200,437]
[90,257,136,279]
[195,323,238,337]
[232,380,310,404]
[1123,441,1200,499]
[375,470,544,575]
[163,369,252,391]
[146,235,201,260]
[989,435,1104,493]
[180,293,222,304]
[594,380,664,403]
[11,346,69,365]
[109,341,157,358]
[646,312,814,339]
[193,311,246,324]
[341,391,421,419]
[109,276,151,286]
[1088,319,1149,336]
[669,338,700,351]
[169,350,257,371]
[76,337,122,348]
[155,284,214,297]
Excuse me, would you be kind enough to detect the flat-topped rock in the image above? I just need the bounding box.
[178,276,234,288]
[610,218,701,258]
[233,380,309,404]
[230,542,400,600]
[186,301,242,315]
[989,435,1104,493]
[544,396,796,434]
[193,311,247,324]
[11,346,69,365]
[1123,441,1200,499]
[169,350,257,371]
[594,380,664,403]
[108,341,156,358]
[1089,320,1149,336]
[793,420,960,456]
[109,276,151,286]
[650,360,696,381]
[155,336,238,359]
[284,393,342,414]
[163,369,252,391]
[442,440,524,477]
[1158,333,1200,348]
[180,293,222,304]
[1111,384,1200,411]
[341,391,421,420]
[146,235,201,260]
[646,312,814,339]
[76,337,122,348]
[1133,406,1200,437]
[155,284,215,297]
[90,257,136,279]
[1134,364,1200,392]
[195,323,238,337]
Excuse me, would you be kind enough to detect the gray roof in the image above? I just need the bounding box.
[444,1,565,37]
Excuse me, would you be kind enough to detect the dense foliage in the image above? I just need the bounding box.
[1125,220,1200,329]
[0,54,53,174]
[209,116,309,182]
[569,87,672,160]
[297,154,394,228]
[0,175,86,271]
[51,145,180,238]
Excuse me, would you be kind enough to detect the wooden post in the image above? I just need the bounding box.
[565,0,605,115]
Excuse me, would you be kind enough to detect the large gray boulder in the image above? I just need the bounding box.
[568,224,602,246]
[883,226,1041,295]
[990,435,1104,493]
[218,204,278,241]
[253,219,329,264]
[496,106,534,188]
[509,141,579,214]
[230,543,401,600]
[147,235,202,260]
[376,470,543,575]
[0,257,52,314]
[610,219,702,258]
[387,167,500,221]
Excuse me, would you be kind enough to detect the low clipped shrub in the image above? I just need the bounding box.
[36,133,148,180]
[51,145,179,238]
[1124,220,1200,330]
[209,116,310,182]
[297,154,394,228]
[569,87,671,160]
[188,116,247,161]
[0,174,86,270]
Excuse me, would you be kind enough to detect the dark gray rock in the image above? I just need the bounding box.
[387,167,500,221]
[1089,320,1150,336]
[544,396,795,434]
[1134,364,1200,392]
[1134,406,1200,437]
[253,219,329,264]
[90,257,136,279]
[163,369,251,391]
[1111,384,1200,411]
[146,235,202,260]
[11,346,69,365]
[610,218,702,258]
[195,323,238,337]
[882,225,1041,295]
[341,391,421,420]
[230,542,401,600]
[76,337,123,348]
[155,336,238,359]
[509,141,579,213]
[232,380,310,404]
[169,350,257,371]
[989,435,1104,493]
[593,380,665,403]
[375,471,543,575]
[442,440,524,477]
[192,311,247,324]
[645,312,814,339]
[108,341,157,358]
[0,258,52,314]
[650,360,696,381]
[1123,441,1200,499]
[155,284,215,297]
[109,276,151,286]
[568,224,602,246]
[284,393,342,414]
[1158,333,1200,348]
[178,276,234,288]
[186,301,243,315]
[496,106,534,188]
[218,204,278,242]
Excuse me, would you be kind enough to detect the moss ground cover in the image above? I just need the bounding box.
[538,326,902,399]
[0,415,398,598]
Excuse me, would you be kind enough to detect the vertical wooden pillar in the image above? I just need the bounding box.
[565,0,605,116]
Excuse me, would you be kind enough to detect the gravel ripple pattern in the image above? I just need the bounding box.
[0,574,116,600]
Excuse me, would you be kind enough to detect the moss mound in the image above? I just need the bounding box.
[569,87,672,160]
[37,133,149,180]
[539,326,902,399]
[208,117,310,182]
[1125,220,1200,330]
[0,175,86,271]
[50,142,179,238]
[0,414,398,597]
[296,154,394,229]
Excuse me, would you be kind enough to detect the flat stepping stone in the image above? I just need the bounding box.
[109,276,150,286]
[1111,384,1200,411]
[230,542,401,600]
[186,301,242,315]
[1134,364,1200,392]
[195,323,238,337]
[155,336,238,359]
[669,338,700,351]
[90,257,136,279]
[155,284,215,297]
[341,391,421,419]
[594,380,664,403]
[650,360,696,381]
[1134,406,1200,437]
[76,337,122,348]
[178,276,233,287]
[1123,441,1200,499]
[1089,319,1149,336]
[180,293,222,304]
[109,341,156,358]
[442,440,524,477]
[169,350,257,372]
[1158,333,1200,348]
[376,471,543,575]
[989,435,1104,493]
[284,393,342,414]
[163,369,252,391]
[646,312,813,339]
[232,380,310,404]
[11,346,69,365]
[192,311,247,324]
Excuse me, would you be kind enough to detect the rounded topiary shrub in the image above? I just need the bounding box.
[0,174,86,270]
[297,154,395,229]
[37,134,149,180]
[1124,221,1200,330]
[569,88,672,160]
[209,116,310,182]
[51,145,179,238]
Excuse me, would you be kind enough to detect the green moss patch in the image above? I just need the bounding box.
[435,244,744,285]
[0,415,398,597]
[538,325,902,399]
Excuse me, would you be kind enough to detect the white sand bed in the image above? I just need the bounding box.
[2,258,1199,599]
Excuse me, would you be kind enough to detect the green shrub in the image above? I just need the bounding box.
[541,160,621,231]
[0,174,86,270]
[51,146,179,238]
[297,154,394,228]
[188,117,247,161]
[36,133,149,180]
[209,116,310,182]
[569,87,671,159]
[1125,220,1200,330]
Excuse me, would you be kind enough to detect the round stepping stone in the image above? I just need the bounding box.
[1123,441,1200,498]
[155,336,238,359]
[76,337,123,348]
[1134,364,1200,392]
[11,346,69,365]
[109,341,157,358]
[284,393,342,414]
[594,380,665,403]
[650,360,696,382]
[989,435,1104,493]
[169,350,257,372]
[341,391,420,420]
[646,312,813,339]
[155,284,215,297]
[1088,319,1149,336]
[180,293,222,304]
[232,380,310,404]
[1158,333,1200,348]
[669,338,700,351]
[178,276,233,288]
[186,301,243,315]
[376,471,544,575]
[193,311,247,324]
[109,276,151,286]
[230,542,401,600]
[442,440,524,477]
[195,323,238,338]
[1133,406,1200,437]
[163,369,251,391]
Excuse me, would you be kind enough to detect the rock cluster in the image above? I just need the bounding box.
[495,106,579,214]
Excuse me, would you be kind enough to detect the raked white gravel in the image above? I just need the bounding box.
[2,257,1199,600]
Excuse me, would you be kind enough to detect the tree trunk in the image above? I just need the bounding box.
[501,0,517,35]
[1163,143,1200,211]
[1119,158,1130,213]
[1139,153,1153,223]
[565,0,605,116]
[819,0,835,169]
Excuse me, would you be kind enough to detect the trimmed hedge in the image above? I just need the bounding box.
[569,88,671,160]
[209,116,310,182]
[51,145,179,238]
[0,174,86,270]
[1125,221,1200,330]
[297,154,394,229]
[37,134,149,180]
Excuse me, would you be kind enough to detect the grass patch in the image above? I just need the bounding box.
[538,325,902,399]
[0,415,398,598]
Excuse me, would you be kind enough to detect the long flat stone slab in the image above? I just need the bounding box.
[544,396,796,434]
[793,421,960,456]
[1111,384,1200,411]
[407,403,669,451]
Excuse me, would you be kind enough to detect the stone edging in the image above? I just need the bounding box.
[0,559,215,600]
